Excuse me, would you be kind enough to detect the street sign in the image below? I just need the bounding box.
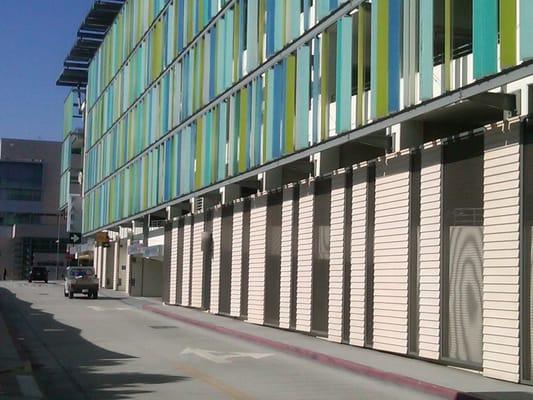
[69,232,82,244]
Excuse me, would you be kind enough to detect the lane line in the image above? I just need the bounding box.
[175,363,255,400]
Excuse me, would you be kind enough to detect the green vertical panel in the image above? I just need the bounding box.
[265,69,274,161]
[336,17,352,133]
[320,31,329,141]
[258,0,266,64]
[500,0,517,68]
[285,55,296,154]
[375,0,389,118]
[357,4,368,126]
[520,0,533,60]
[239,88,248,173]
[228,96,236,175]
[419,0,433,100]
[444,0,452,91]
[211,108,219,183]
[473,0,498,78]
[295,45,310,150]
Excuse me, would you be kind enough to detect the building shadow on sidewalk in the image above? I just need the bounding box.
[0,287,189,399]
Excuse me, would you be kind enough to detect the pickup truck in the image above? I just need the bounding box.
[64,267,99,299]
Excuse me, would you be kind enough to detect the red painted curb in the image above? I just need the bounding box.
[143,304,469,400]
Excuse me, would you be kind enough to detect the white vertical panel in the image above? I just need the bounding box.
[182,220,192,306]
[418,144,442,360]
[373,155,410,354]
[279,186,295,329]
[191,214,204,308]
[169,221,178,305]
[328,173,346,343]
[350,167,368,346]
[296,183,313,332]
[482,124,520,383]
[231,203,243,317]
[248,196,267,324]
[210,209,222,313]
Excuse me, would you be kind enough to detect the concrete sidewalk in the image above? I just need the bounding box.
[101,289,533,400]
[0,286,42,399]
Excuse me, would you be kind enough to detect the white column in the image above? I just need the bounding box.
[328,173,346,343]
[169,221,179,305]
[190,214,204,308]
[230,202,243,317]
[418,143,442,360]
[350,166,368,347]
[125,239,132,295]
[210,209,222,313]
[482,122,521,382]
[247,195,267,325]
[296,182,313,332]
[182,219,192,306]
[279,185,295,329]
[373,153,410,354]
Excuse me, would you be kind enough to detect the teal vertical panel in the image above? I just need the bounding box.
[316,0,329,21]
[274,0,284,51]
[336,17,352,133]
[287,0,300,42]
[311,38,320,145]
[295,45,310,150]
[266,68,274,161]
[473,0,498,79]
[180,128,190,194]
[246,0,258,71]
[520,0,533,60]
[225,10,234,89]
[370,0,378,117]
[218,102,227,180]
[419,0,433,100]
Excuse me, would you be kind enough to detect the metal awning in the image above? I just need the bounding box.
[57,1,125,87]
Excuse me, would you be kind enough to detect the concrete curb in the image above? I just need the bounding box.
[143,304,478,400]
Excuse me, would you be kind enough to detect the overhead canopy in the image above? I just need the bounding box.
[56,0,125,87]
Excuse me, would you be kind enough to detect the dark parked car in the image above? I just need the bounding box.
[28,267,48,283]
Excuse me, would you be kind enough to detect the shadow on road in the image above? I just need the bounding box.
[0,286,189,399]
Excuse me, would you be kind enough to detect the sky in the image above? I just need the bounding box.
[0,1,95,143]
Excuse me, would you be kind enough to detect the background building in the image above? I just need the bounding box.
[0,139,68,279]
[59,0,533,385]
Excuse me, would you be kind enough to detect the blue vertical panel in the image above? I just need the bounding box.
[311,38,321,145]
[216,17,225,94]
[296,45,310,150]
[218,102,228,180]
[266,0,275,57]
[419,0,433,100]
[388,0,401,112]
[177,0,185,52]
[336,17,352,133]
[303,0,310,30]
[180,128,190,194]
[209,27,216,100]
[520,0,533,60]
[254,76,263,166]
[473,0,498,79]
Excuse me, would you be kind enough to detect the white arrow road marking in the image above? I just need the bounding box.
[181,348,274,364]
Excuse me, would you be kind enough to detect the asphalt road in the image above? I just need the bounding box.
[0,281,437,399]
